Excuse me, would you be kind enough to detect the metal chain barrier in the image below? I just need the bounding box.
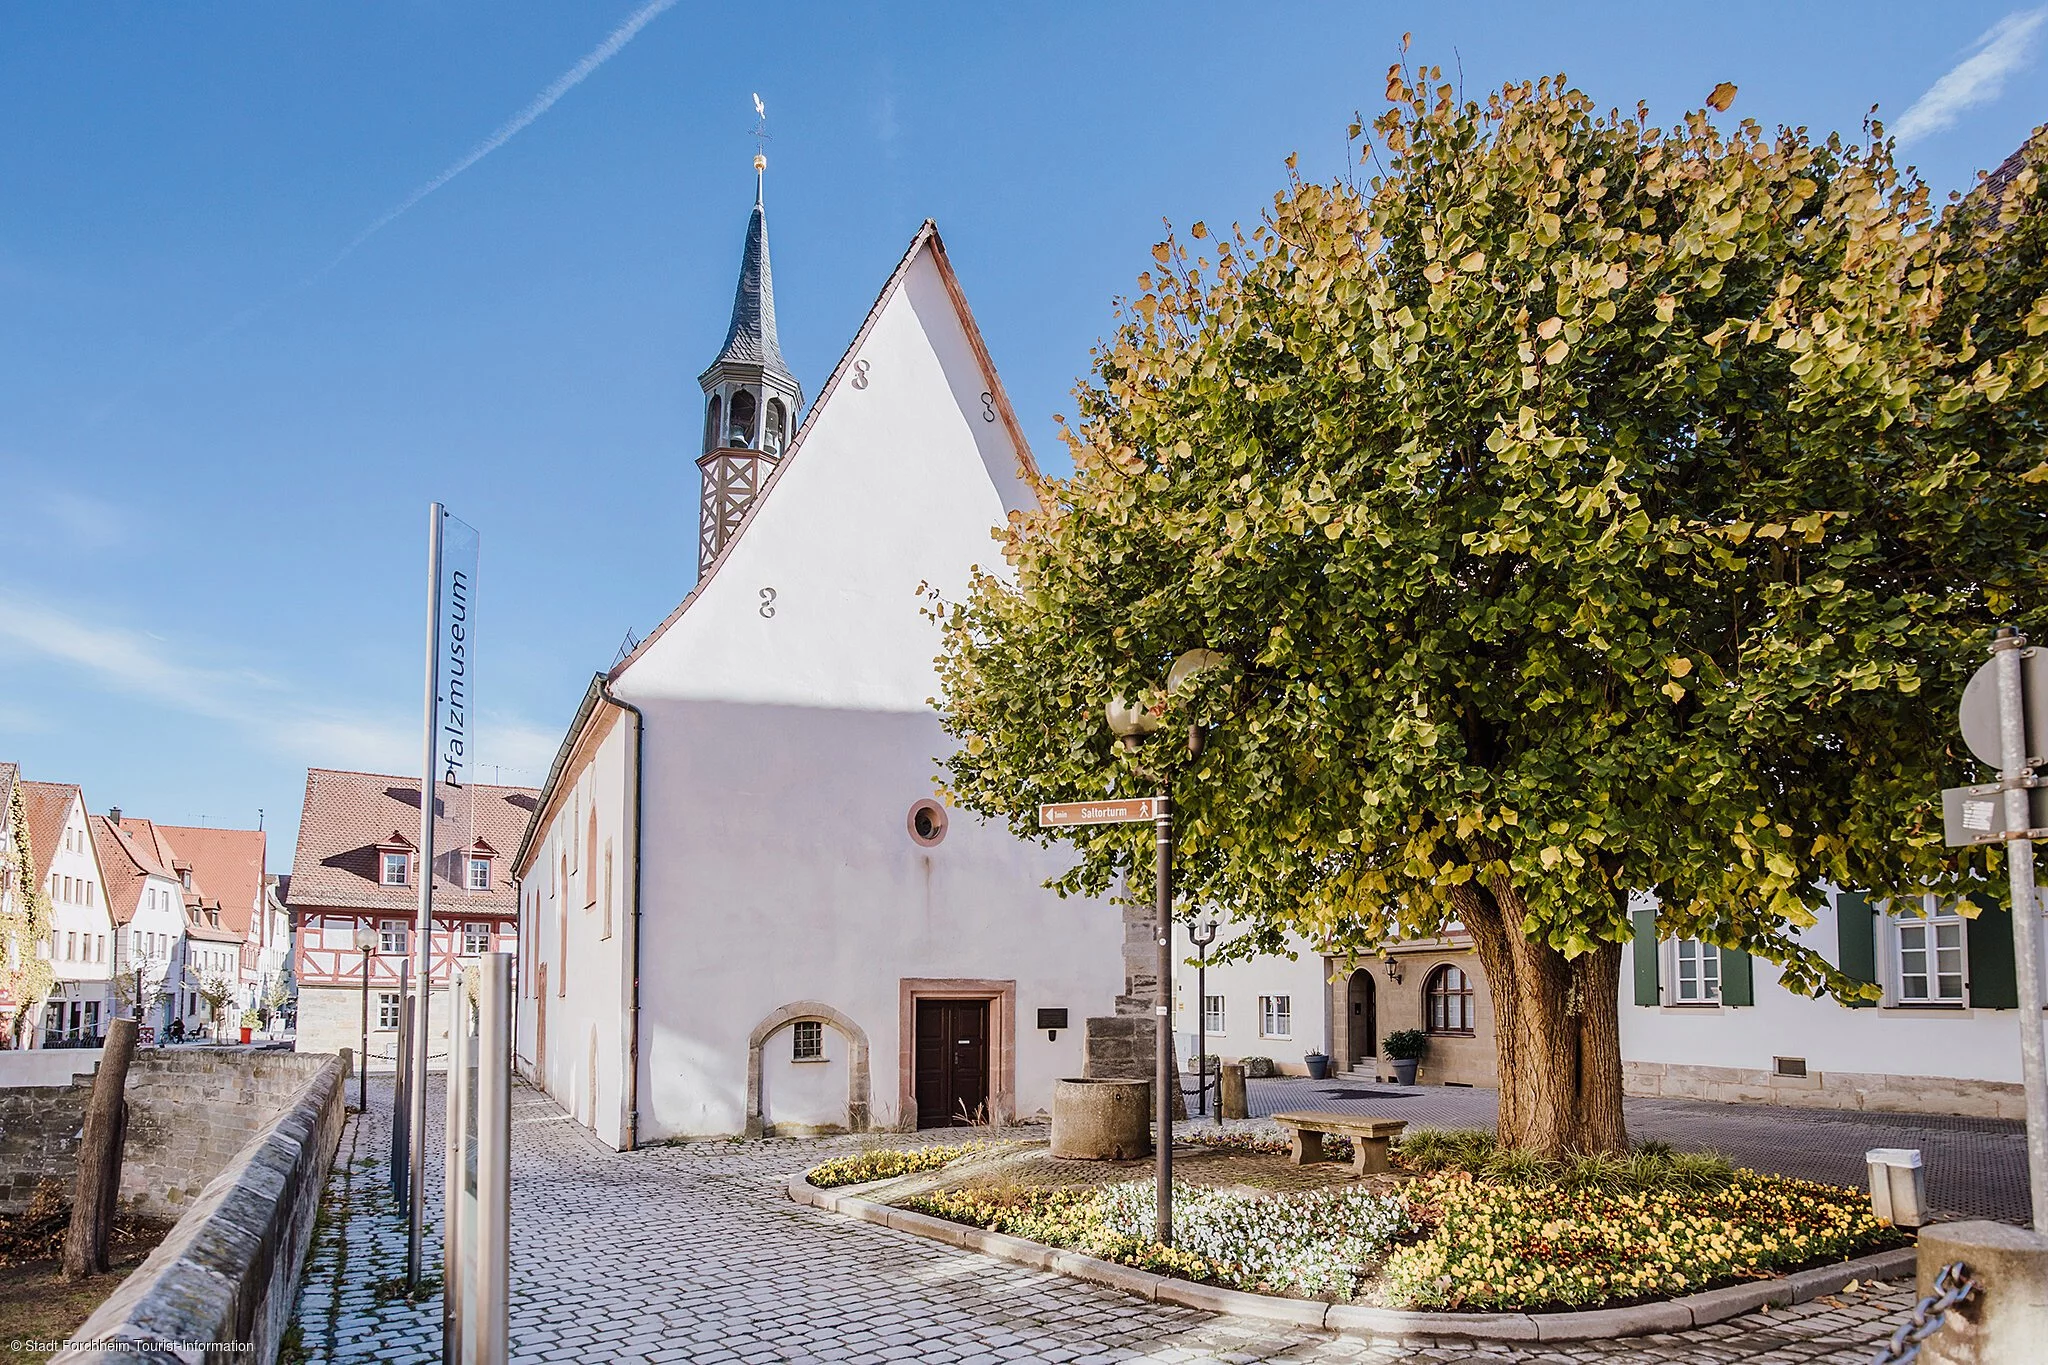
[1870,1261,1979,1365]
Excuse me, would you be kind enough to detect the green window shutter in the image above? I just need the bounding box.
[1719,946,1754,1006]
[1631,908,1660,1006]
[1837,891,1877,1008]
[1965,892,2018,1010]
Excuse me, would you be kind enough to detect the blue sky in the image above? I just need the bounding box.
[2,2,2042,868]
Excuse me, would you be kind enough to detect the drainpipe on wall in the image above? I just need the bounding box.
[600,682,645,1152]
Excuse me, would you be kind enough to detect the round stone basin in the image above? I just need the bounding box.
[1049,1078,1151,1160]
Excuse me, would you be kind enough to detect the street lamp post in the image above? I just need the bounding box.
[1189,918,1218,1120]
[354,924,378,1112]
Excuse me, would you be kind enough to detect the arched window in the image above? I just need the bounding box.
[764,397,787,455]
[1425,964,1475,1035]
[727,389,757,448]
[703,394,722,452]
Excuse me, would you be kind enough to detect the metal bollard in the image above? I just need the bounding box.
[1219,1062,1248,1120]
[1867,1147,1928,1229]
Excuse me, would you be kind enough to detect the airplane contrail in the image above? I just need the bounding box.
[322,0,681,274]
[84,0,680,426]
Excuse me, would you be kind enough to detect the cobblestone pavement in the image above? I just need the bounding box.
[1238,1079,2032,1224]
[296,1075,1924,1364]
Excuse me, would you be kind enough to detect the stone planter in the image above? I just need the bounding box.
[1390,1057,1419,1085]
[1050,1078,1151,1159]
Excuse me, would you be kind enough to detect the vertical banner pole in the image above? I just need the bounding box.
[407,503,445,1285]
[1153,796,1173,1247]
[478,954,511,1365]
[1994,630,2048,1230]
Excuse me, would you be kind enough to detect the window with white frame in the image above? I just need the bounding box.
[467,856,491,890]
[381,852,409,886]
[1259,994,1292,1038]
[791,1019,824,1060]
[377,993,401,1030]
[1895,898,1966,1004]
[1204,995,1226,1034]
[1672,938,1721,1003]
[379,920,407,955]
[462,922,491,956]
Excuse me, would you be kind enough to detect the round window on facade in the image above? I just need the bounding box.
[908,799,948,847]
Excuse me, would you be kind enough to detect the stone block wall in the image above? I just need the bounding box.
[0,1046,333,1216]
[58,1056,345,1365]
[1622,1059,2029,1120]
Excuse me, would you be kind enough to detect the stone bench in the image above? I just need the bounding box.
[1270,1111,1407,1176]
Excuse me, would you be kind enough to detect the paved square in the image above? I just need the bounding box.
[294,1076,1929,1363]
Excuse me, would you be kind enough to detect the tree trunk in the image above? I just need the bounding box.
[1452,873,1627,1158]
[63,1017,138,1279]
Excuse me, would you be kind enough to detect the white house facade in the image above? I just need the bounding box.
[90,814,188,1039]
[21,781,115,1045]
[513,177,1123,1148]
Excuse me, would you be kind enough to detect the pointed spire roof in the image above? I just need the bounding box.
[705,176,797,390]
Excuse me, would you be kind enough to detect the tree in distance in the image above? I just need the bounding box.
[934,60,2048,1156]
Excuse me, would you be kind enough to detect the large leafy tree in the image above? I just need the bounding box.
[936,65,2048,1156]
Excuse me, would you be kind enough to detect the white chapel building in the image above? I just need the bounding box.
[511,168,1124,1147]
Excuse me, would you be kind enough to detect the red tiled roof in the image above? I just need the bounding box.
[287,768,536,915]
[154,824,265,939]
[88,815,169,928]
[18,781,81,885]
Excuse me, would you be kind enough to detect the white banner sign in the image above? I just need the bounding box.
[436,511,480,789]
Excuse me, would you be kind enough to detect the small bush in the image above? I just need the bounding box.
[1381,1029,1428,1061]
[807,1143,982,1188]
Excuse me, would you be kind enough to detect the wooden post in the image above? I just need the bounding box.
[63,1018,138,1279]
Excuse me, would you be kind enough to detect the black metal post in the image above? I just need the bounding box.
[357,947,371,1112]
[1154,795,1173,1247]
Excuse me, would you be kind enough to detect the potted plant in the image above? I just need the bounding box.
[1382,1029,1427,1085]
[1303,1049,1331,1080]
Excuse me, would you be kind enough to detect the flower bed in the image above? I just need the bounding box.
[805,1142,983,1188]
[824,1136,1908,1310]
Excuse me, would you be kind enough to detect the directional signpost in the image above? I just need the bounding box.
[1944,630,2048,1231]
[1039,795,1177,1247]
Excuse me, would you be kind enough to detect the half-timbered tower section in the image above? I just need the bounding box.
[288,768,537,1065]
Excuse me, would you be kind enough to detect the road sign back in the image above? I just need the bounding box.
[1959,647,2048,770]
[1038,798,1161,828]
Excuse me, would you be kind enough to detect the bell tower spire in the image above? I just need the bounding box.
[696,105,802,576]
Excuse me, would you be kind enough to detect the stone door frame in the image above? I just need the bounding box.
[745,1001,871,1138]
[898,979,1015,1129]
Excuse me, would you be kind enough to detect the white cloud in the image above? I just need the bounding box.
[1895,9,2047,143]
[0,588,576,779]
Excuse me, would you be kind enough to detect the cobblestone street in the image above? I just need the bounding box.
[294,1075,1939,1364]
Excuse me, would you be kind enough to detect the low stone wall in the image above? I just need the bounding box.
[57,1055,345,1365]
[0,1046,333,1215]
[0,1048,103,1088]
[1623,1059,2026,1120]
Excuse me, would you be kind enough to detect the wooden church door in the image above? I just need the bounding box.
[914,999,990,1127]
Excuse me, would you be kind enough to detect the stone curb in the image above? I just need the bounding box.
[786,1174,1916,1342]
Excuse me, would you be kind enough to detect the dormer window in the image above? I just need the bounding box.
[468,856,491,891]
[382,852,410,886]
[180,870,192,890]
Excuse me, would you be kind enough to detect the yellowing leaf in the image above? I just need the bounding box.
[1540,846,1563,869]
[1459,250,1486,272]
[1662,680,1687,702]
[1190,220,1208,239]
[1542,338,1569,365]
[1667,657,1693,677]
[1706,81,1737,112]
[1538,315,1564,340]
[1152,243,1171,265]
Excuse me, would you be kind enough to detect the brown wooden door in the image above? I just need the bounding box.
[914,999,990,1127]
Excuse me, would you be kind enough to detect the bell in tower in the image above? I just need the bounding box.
[696,153,803,576]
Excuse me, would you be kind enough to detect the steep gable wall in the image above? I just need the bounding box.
[618,247,1026,714]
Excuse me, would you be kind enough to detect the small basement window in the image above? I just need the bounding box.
[791,1019,824,1061]
[1774,1056,1809,1078]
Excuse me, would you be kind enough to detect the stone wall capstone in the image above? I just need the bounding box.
[56,1055,346,1365]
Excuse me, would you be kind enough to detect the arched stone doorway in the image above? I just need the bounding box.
[1345,968,1376,1071]
[745,1001,871,1138]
